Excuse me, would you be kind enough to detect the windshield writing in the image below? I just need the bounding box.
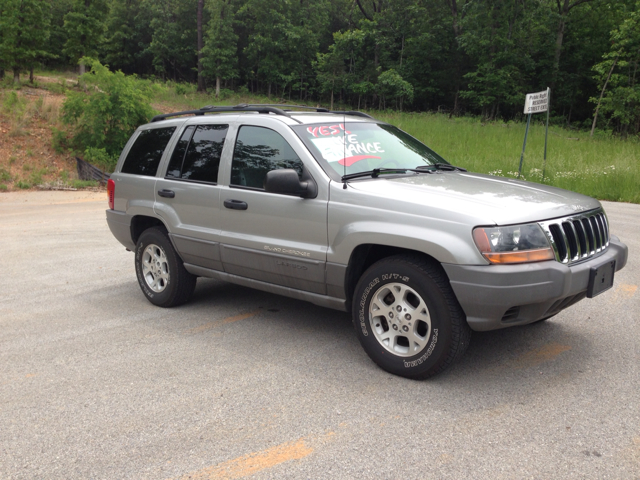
[293,122,448,177]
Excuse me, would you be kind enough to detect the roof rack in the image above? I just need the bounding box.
[150,104,296,123]
[150,104,374,123]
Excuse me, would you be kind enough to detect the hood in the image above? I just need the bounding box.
[347,171,601,225]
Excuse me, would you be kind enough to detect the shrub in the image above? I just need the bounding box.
[51,127,70,153]
[0,184,7,191]
[16,180,31,189]
[84,147,118,172]
[62,58,157,158]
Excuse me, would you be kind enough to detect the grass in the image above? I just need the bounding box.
[375,112,640,204]
[70,179,99,188]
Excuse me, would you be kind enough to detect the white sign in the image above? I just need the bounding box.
[524,88,549,114]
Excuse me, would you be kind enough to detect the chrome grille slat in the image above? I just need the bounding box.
[590,216,602,251]
[539,208,610,265]
[581,217,595,254]
[572,220,587,259]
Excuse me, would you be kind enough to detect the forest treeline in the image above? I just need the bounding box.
[1,0,639,135]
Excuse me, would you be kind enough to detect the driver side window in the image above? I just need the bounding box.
[231,126,303,189]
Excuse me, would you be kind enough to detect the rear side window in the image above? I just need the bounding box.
[231,126,303,189]
[121,127,176,176]
[165,125,228,183]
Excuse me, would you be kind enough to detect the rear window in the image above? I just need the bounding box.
[121,127,176,176]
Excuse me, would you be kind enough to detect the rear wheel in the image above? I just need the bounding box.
[352,254,471,379]
[135,227,196,307]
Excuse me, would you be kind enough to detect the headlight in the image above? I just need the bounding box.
[472,223,554,264]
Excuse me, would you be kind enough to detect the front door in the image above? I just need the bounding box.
[218,124,329,294]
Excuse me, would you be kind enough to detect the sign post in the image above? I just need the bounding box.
[519,88,550,179]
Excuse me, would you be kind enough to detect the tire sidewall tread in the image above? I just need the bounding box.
[135,227,196,308]
[352,254,471,380]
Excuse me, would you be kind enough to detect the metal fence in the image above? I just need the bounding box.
[75,157,110,184]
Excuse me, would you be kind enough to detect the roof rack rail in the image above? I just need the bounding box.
[150,104,298,123]
[150,104,374,123]
[243,104,374,118]
[331,110,374,119]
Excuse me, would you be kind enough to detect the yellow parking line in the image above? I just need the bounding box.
[618,284,638,297]
[189,310,260,333]
[177,438,313,479]
[512,342,572,369]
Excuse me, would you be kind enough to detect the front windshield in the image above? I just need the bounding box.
[292,122,448,178]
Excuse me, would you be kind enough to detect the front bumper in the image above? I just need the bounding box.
[442,236,628,331]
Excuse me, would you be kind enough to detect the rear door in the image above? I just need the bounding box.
[154,122,232,271]
[218,121,329,295]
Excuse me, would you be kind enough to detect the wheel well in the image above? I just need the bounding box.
[130,215,167,245]
[344,244,442,308]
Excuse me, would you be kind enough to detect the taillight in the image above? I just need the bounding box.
[107,179,115,210]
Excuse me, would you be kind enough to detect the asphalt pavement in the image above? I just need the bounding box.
[1,191,638,479]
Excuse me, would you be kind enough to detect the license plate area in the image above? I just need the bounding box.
[587,260,616,298]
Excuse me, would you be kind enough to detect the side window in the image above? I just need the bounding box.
[231,126,303,189]
[121,127,176,176]
[165,124,228,183]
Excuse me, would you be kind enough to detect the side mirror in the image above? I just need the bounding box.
[265,169,316,198]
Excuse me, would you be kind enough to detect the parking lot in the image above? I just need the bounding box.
[1,190,638,479]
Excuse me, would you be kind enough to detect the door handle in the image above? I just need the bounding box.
[224,199,248,210]
[158,189,175,198]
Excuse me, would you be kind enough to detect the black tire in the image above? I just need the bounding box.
[352,254,471,380]
[135,227,197,308]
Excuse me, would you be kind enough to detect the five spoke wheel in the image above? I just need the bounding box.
[369,283,431,357]
[141,244,170,293]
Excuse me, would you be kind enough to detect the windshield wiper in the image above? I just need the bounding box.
[415,163,467,172]
[341,168,413,181]
[341,164,467,181]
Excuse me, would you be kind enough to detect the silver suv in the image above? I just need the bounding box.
[106,104,628,379]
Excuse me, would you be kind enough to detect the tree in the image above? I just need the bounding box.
[0,0,51,83]
[316,40,346,110]
[590,2,640,135]
[550,0,597,90]
[238,0,290,98]
[101,0,154,75]
[377,69,414,110]
[202,0,238,97]
[197,0,205,91]
[458,0,542,119]
[62,58,157,167]
[63,0,108,75]
[143,0,197,81]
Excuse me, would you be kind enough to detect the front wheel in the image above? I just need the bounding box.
[135,227,197,307]
[352,255,471,379]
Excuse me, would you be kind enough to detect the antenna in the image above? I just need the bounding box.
[343,110,347,189]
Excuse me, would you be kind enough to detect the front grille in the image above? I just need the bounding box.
[539,208,610,265]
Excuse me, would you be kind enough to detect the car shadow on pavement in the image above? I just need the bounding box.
[167,279,594,391]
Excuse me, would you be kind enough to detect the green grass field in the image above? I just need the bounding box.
[376,111,640,204]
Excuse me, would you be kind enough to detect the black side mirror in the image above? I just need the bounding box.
[264,169,317,198]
